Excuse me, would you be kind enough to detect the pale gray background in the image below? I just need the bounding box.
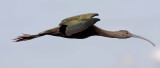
[0,0,160,68]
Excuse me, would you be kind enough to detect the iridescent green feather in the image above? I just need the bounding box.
[65,18,100,36]
[59,13,98,26]
[59,13,100,36]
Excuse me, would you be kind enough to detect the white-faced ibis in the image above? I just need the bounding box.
[13,13,155,46]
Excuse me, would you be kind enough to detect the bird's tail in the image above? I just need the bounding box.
[13,33,44,42]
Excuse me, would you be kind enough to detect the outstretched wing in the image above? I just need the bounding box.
[59,13,99,26]
[59,13,100,36]
[65,18,100,36]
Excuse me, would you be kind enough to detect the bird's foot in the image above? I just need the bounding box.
[13,34,35,42]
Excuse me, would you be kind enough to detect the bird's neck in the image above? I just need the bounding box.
[94,26,127,38]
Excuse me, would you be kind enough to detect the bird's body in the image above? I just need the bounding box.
[14,13,156,46]
[61,26,98,39]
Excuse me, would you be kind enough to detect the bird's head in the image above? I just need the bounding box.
[118,30,155,46]
[117,30,132,38]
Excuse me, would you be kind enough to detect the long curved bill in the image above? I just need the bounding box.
[131,34,156,46]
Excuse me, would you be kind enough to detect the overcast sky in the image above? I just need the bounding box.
[0,0,160,68]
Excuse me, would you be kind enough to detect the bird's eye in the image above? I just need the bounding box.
[126,32,129,34]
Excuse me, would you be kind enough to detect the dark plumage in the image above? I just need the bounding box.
[13,13,155,46]
[64,26,98,39]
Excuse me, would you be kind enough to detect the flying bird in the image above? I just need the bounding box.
[13,13,155,46]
